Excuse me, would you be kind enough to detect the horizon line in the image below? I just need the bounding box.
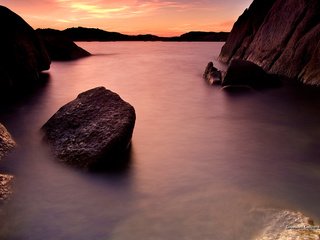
[37,26,231,38]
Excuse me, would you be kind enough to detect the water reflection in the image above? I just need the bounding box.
[0,42,319,239]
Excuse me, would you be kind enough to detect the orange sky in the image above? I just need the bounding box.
[0,0,253,36]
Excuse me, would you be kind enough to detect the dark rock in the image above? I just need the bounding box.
[62,27,229,42]
[219,0,320,86]
[0,123,15,202]
[222,59,281,89]
[42,87,136,169]
[37,29,91,61]
[0,6,50,94]
[177,31,229,42]
[219,0,276,63]
[203,62,222,84]
[0,123,15,160]
[299,40,320,85]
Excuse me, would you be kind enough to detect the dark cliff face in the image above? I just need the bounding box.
[37,29,91,61]
[0,6,51,93]
[219,0,320,86]
[219,0,276,63]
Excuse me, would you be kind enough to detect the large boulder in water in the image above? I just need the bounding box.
[42,87,136,169]
[0,6,50,94]
[36,29,91,61]
[222,59,281,89]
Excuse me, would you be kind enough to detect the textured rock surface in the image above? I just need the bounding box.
[42,87,136,169]
[0,123,15,202]
[0,124,15,160]
[0,6,50,94]
[255,209,320,240]
[222,60,281,89]
[219,0,276,63]
[219,0,320,86]
[0,174,14,202]
[203,62,222,84]
[37,29,91,61]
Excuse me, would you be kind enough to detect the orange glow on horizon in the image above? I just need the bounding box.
[0,0,253,37]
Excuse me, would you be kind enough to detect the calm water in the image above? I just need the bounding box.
[0,42,320,240]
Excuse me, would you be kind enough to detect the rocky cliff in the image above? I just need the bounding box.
[219,0,320,86]
[0,6,50,94]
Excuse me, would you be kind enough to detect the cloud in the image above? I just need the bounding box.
[54,0,208,20]
[0,0,251,34]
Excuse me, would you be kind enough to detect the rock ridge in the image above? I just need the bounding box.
[219,0,320,86]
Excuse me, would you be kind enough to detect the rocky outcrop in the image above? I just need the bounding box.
[0,6,50,94]
[222,60,281,89]
[42,87,136,169]
[37,29,91,61]
[219,0,320,86]
[219,0,276,63]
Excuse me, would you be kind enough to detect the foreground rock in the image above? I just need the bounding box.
[0,6,50,94]
[219,0,320,86]
[203,62,222,84]
[0,123,15,202]
[0,174,14,202]
[37,29,91,61]
[255,209,320,240]
[0,124,15,160]
[222,60,281,89]
[42,87,136,169]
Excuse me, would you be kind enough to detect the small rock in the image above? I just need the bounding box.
[203,62,222,84]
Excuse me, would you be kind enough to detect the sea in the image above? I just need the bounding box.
[0,42,319,240]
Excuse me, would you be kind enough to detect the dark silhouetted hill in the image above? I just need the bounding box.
[61,27,229,42]
[37,28,90,61]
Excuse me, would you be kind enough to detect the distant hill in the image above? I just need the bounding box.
[175,31,229,42]
[36,28,90,61]
[58,27,228,42]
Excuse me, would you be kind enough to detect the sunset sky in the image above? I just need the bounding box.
[0,0,253,36]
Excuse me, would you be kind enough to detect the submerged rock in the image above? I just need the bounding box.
[42,87,136,169]
[37,29,91,61]
[203,62,222,84]
[0,6,50,94]
[222,59,281,89]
